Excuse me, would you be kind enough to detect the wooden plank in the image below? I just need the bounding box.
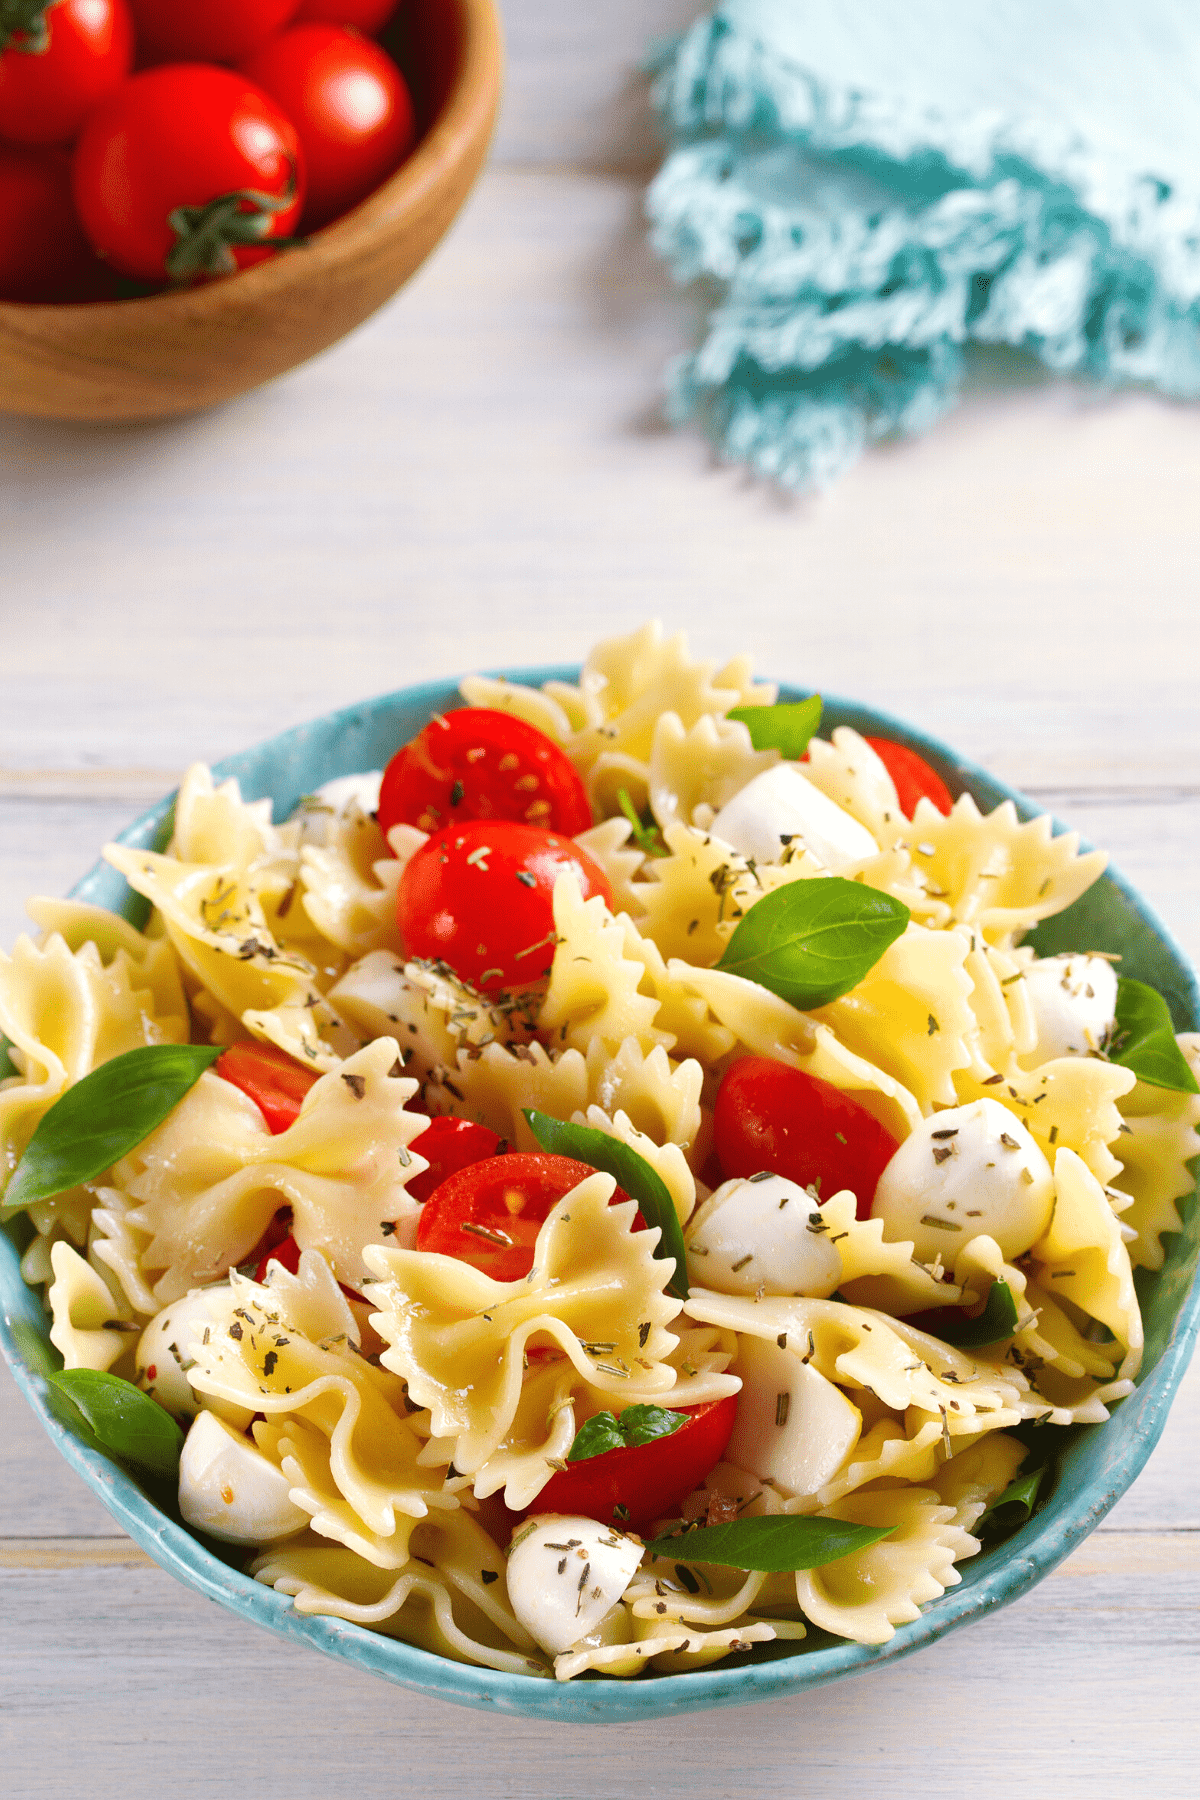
[1,1540,1197,1799]
[1,171,1199,794]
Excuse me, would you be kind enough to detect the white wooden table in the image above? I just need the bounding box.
[2,6,1198,1794]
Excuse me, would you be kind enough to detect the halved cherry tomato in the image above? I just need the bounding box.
[378,708,593,841]
[0,0,134,148]
[215,1040,319,1134]
[240,23,416,229]
[415,1151,637,1282]
[532,1395,739,1532]
[406,1116,502,1204]
[397,819,613,991]
[865,736,953,819]
[253,1225,302,1283]
[714,1057,900,1221]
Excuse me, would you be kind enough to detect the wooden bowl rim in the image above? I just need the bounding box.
[0,0,504,326]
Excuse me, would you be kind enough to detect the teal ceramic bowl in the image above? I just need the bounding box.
[3,671,1197,1722]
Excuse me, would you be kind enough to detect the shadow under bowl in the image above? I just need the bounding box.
[1,670,1197,1721]
[0,0,503,423]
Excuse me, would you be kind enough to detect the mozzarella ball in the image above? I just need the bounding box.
[136,1287,253,1430]
[709,764,879,870]
[725,1338,861,1500]
[871,1098,1054,1262]
[1020,954,1118,1062]
[311,771,383,817]
[178,1412,308,1545]
[506,1516,645,1657]
[685,1174,842,1297]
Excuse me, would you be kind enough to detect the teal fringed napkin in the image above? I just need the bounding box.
[648,0,1200,487]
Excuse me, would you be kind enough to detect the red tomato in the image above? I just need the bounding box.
[295,0,400,35]
[714,1057,900,1221]
[0,147,95,300]
[397,819,613,991]
[379,709,593,841]
[128,0,301,64]
[406,1116,502,1204]
[865,736,953,819]
[241,22,415,228]
[532,1395,739,1532]
[416,1151,637,1282]
[215,1040,319,1134]
[0,0,133,148]
[253,1223,303,1283]
[72,66,305,283]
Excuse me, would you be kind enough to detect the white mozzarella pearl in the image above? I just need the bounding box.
[709,764,879,870]
[178,1412,308,1545]
[506,1515,645,1657]
[871,1098,1054,1262]
[685,1175,842,1297]
[724,1338,861,1500]
[136,1288,252,1430]
[1021,954,1118,1062]
[311,771,383,816]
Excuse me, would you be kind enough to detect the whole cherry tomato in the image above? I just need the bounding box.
[295,0,400,34]
[241,22,415,228]
[0,0,133,148]
[714,1057,900,1221]
[865,736,953,819]
[379,709,593,841]
[72,66,305,283]
[406,1116,503,1204]
[127,0,302,64]
[532,1395,739,1532]
[416,1151,636,1282]
[397,819,613,991]
[0,146,95,300]
[215,1039,319,1133]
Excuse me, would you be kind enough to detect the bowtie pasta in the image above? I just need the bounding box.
[4,622,1197,1685]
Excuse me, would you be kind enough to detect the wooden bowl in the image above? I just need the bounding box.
[0,0,503,422]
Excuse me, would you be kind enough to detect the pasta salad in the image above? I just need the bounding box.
[2,622,1197,1683]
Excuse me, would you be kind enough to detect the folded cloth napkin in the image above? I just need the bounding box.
[647,0,1200,488]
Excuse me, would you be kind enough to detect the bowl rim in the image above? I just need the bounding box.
[0,0,505,326]
[2,667,1197,1724]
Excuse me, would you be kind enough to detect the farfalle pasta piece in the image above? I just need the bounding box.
[820,1189,964,1316]
[24,899,189,1040]
[813,921,979,1112]
[253,1517,545,1678]
[556,1617,776,1681]
[584,1037,704,1151]
[930,1432,1029,1531]
[457,673,574,744]
[298,807,405,960]
[1109,1036,1200,1271]
[573,1104,697,1226]
[1026,1146,1143,1381]
[800,727,903,841]
[422,1039,590,1149]
[169,762,281,872]
[648,710,779,832]
[0,925,188,1200]
[116,1040,429,1300]
[538,876,671,1058]
[47,1239,138,1374]
[572,817,648,920]
[793,1488,979,1645]
[188,1264,451,1565]
[955,1055,1136,1186]
[364,1174,682,1476]
[887,794,1107,943]
[632,823,822,966]
[330,952,539,1086]
[959,933,1038,1071]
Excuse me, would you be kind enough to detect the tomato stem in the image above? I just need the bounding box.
[165,165,304,284]
[0,0,56,55]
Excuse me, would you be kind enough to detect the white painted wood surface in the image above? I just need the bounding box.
[1,5,1198,1792]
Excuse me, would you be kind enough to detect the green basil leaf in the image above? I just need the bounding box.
[728,696,823,759]
[567,1411,625,1460]
[3,1043,223,1214]
[1108,979,1199,1093]
[46,1368,184,1481]
[643,1513,894,1573]
[567,1404,689,1462]
[714,876,910,1010]
[981,1464,1045,1529]
[522,1109,689,1299]
[930,1280,1020,1348]
[616,788,668,858]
